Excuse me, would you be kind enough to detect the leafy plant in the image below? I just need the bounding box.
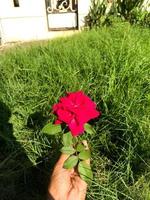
[130,7,150,27]
[41,91,100,184]
[85,0,150,28]
[116,0,144,19]
[42,122,94,183]
[85,0,112,29]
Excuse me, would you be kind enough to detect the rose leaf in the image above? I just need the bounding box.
[63,155,78,169]
[76,143,85,152]
[41,123,62,135]
[78,161,93,184]
[60,146,76,155]
[63,132,73,146]
[78,150,91,160]
[84,123,96,135]
[72,137,78,145]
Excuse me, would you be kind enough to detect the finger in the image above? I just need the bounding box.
[71,174,87,199]
[82,140,89,150]
[54,154,75,174]
[58,154,70,164]
[56,154,70,168]
[82,140,90,166]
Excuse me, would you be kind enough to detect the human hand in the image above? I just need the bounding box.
[48,141,90,200]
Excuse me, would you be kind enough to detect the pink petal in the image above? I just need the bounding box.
[68,91,83,104]
[75,108,100,124]
[60,96,74,110]
[55,119,62,124]
[57,109,73,124]
[52,103,62,112]
[68,118,84,137]
[82,95,97,109]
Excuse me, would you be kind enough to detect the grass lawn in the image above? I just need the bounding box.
[0,23,150,200]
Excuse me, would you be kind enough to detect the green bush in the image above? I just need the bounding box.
[130,7,150,27]
[85,0,150,28]
[85,0,113,29]
[116,0,144,19]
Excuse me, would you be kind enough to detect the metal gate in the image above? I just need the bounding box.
[45,0,78,30]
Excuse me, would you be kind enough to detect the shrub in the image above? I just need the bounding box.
[85,0,150,28]
[130,7,150,27]
[85,0,113,29]
[116,0,144,19]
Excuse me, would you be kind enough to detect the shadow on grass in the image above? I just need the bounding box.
[0,102,60,200]
[0,102,27,199]
[26,111,61,199]
[27,110,61,166]
[0,101,38,200]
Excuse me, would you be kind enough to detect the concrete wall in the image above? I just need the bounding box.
[78,0,91,28]
[141,0,150,12]
[0,0,49,43]
[0,0,91,44]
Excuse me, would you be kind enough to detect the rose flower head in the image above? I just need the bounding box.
[52,91,100,136]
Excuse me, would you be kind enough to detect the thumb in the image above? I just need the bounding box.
[82,140,90,166]
[57,154,70,168]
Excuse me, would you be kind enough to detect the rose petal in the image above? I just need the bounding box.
[68,118,84,137]
[52,103,62,112]
[75,108,100,123]
[57,109,73,124]
[55,119,62,124]
[52,91,101,136]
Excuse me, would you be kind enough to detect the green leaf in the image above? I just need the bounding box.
[42,123,62,135]
[79,150,91,160]
[72,137,78,145]
[76,143,85,152]
[63,155,78,169]
[84,123,96,135]
[60,146,76,155]
[78,161,93,184]
[63,132,73,146]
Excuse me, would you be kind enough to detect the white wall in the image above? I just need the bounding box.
[0,0,46,17]
[78,0,91,28]
[141,0,150,12]
[0,0,49,43]
[0,0,91,44]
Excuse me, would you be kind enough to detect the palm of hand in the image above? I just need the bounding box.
[48,154,87,200]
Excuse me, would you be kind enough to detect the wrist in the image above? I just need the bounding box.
[48,187,60,200]
[47,192,55,200]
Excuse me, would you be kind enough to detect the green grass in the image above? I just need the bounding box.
[0,23,150,200]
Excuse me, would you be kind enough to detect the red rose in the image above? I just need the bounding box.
[53,91,100,136]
